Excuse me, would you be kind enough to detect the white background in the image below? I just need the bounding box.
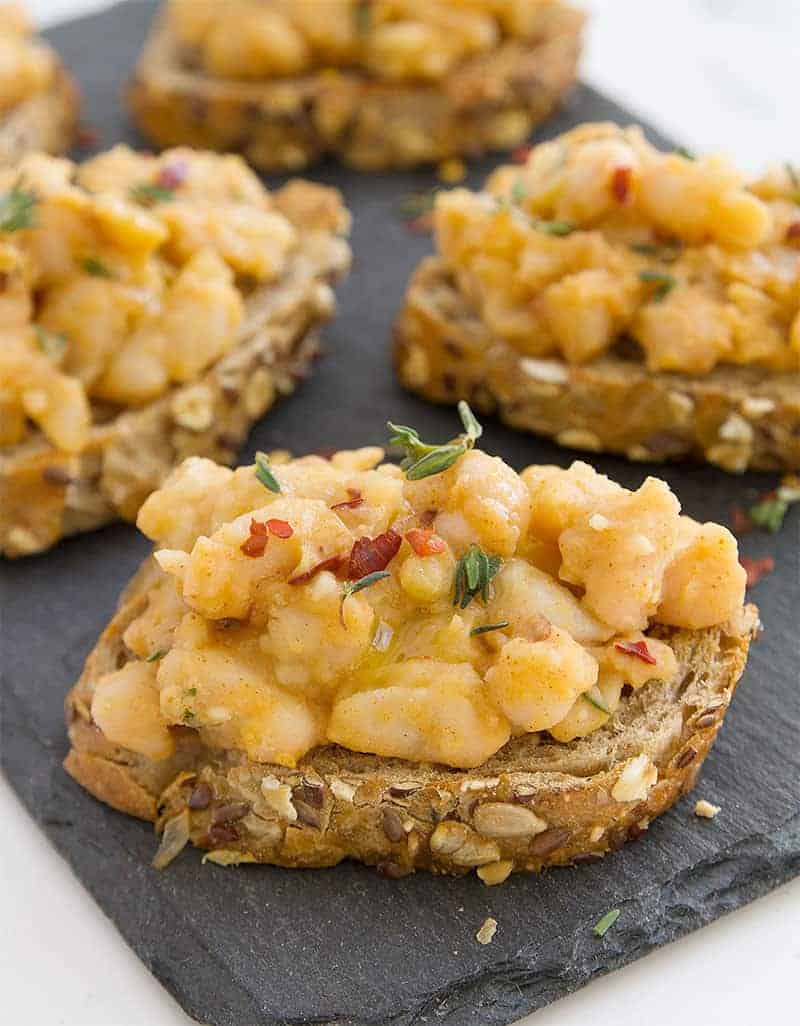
[2,2,799,1024]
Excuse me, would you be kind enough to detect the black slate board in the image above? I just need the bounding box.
[2,4,799,1025]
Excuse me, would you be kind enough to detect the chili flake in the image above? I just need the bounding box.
[611,166,632,203]
[266,518,293,539]
[786,221,800,244]
[615,639,657,665]
[289,554,346,586]
[348,530,402,580]
[331,489,365,512]
[405,528,446,557]
[240,519,268,557]
[511,145,532,165]
[740,555,774,588]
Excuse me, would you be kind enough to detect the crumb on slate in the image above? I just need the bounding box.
[694,799,721,819]
[476,917,498,945]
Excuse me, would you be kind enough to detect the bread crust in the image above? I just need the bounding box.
[127,6,583,172]
[394,257,800,473]
[0,194,351,557]
[0,61,78,165]
[64,555,759,877]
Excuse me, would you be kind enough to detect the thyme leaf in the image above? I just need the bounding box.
[639,268,676,300]
[342,570,391,598]
[0,185,37,232]
[593,908,621,938]
[454,545,502,608]
[254,452,281,493]
[130,182,175,206]
[470,621,510,637]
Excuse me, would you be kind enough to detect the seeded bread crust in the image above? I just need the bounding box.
[0,61,79,165]
[63,555,759,878]
[394,257,800,473]
[127,6,583,172]
[0,190,352,558]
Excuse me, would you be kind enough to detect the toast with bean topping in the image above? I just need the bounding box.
[0,147,351,557]
[63,408,758,877]
[0,4,78,165]
[128,0,583,172]
[394,124,800,471]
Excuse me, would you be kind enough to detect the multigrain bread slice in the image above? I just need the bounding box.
[0,214,350,558]
[395,258,800,473]
[64,555,758,877]
[127,6,583,172]
[0,61,78,166]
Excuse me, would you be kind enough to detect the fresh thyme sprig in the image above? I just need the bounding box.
[387,401,482,481]
[254,452,281,493]
[453,544,502,609]
[0,185,37,232]
[81,256,112,278]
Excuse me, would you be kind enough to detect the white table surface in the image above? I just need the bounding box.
[3,2,799,1024]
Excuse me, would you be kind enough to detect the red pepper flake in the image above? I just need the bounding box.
[615,639,657,665]
[289,554,347,585]
[76,123,100,149]
[158,160,188,190]
[405,528,446,557]
[266,518,293,539]
[740,555,775,588]
[240,519,268,558]
[331,489,365,512]
[730,504,754,536]
[611,166,632,203]
[348,530,402,580]
[511,145,532,165]
[406,212,433,233]
[786,221,800,244]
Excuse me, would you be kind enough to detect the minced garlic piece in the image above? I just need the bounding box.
[694,799,721,819]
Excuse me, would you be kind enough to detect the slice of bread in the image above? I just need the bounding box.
[0,193,351,558]
[394,258,800,473]
[0,60,78,166]
[127,6,583,172]
[64,554,758,877]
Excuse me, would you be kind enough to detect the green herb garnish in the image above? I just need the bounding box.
[593,908,621,938]
[388,401,482,481]
[470,621,510,637]
[182,709,195,722]
[353,0,372,33]
[583,686,610,714]
[639,269,676,300]
[537,219,574,236]
[81,256,112,278]
[748,496,788,533]
[454,544,502,609]
[34,326,68,360]
[675,146,695,160]
[785,162,800,202]
[185,687,197,697]
[130,182,175,206]
[510,179,527,205]
[398,189,437,220]
[0,185,37,232]
[254,452,281,493]
[342,571,391,599]
[145,649,168,663]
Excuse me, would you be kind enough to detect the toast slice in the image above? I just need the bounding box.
[128,5,583,172]
[0,185,351,558]
[395,257,800,473]
[0,61,78,166]
[64,555,758,876]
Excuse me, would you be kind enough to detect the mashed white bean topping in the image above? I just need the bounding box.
[91,407,746,769]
